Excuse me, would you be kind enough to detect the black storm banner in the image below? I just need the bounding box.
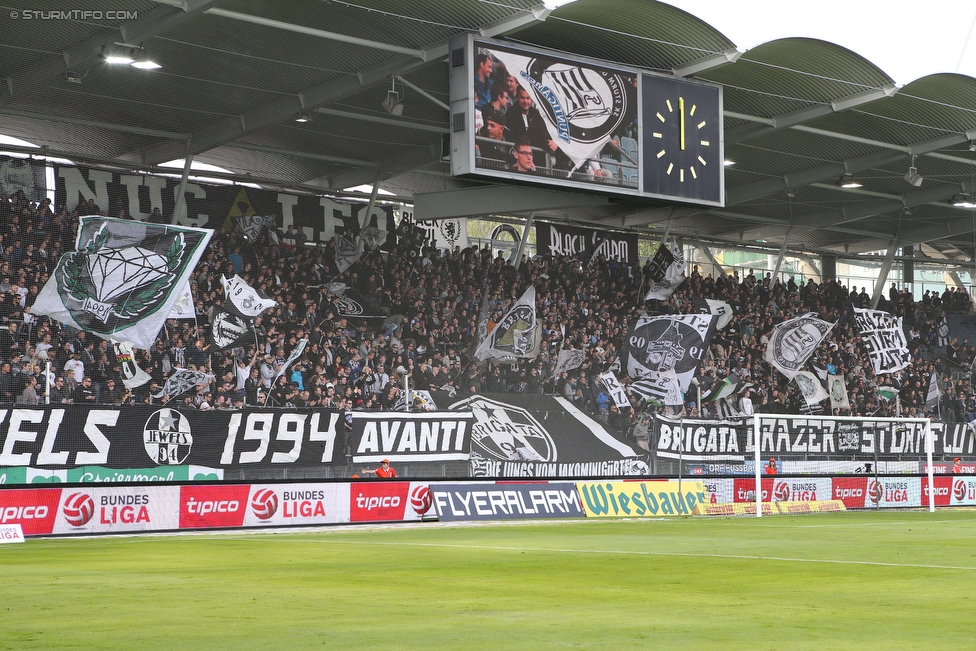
[0,406,344,472]
[535,222,638,264]
[652,415,967,461]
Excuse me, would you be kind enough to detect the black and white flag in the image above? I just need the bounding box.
[153,369,214,399]
[112,339,152,390]
[166,282,195,321]
[644,239,685,300]
[360,225,388,250]
[937,314,950,347]
[690,297,733,330]
[335,235,365,274]
[272,338,308,385]
[220,274,277,319]
[623,314,716,401]
[209,308,254,351]
[794,370,829,408]
[764,312,834,380]
[237,214,276,242]
[598,372,632,408]
[332,287,388,319]
[33,217,212,350]
[852,307,910,374]
[475,286,540,361]
[554,348,585,376]
[828,374,850,410]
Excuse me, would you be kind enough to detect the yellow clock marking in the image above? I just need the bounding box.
[698,156,707,166]
[698,121,706,129]
[656,112,665,123]
[690,104,697,116]
[667,163,674,174]
[679,97,685,151]
[690,167,697,179]
[700,140,709,146]
[657,150,666,158]
[666,99,673,112]
[680,169,685,182]
[653,132,662,138]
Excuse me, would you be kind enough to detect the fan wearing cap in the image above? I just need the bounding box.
[362,459,397,479]
[952,457,963,473]
[765,458,778,475]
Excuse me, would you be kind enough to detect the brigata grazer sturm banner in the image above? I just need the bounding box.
[652,415,970,462]
[0,405,344,476]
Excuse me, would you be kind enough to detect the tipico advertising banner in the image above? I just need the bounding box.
[431,482,584,522]
[576,480,706,517]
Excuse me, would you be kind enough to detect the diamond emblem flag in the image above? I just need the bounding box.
[554,348,585,376]
[153,369,214,399]
[33,217,212,350]
[236,214,276,241]
[828,374,850,410]
[794,370,829,408]
[764,312,834,380]
[220,274,277,319]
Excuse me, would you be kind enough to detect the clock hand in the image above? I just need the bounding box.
[679,96,685,151]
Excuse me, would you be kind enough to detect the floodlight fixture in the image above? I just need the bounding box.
[101,44,134,64]
[295,111,315,123]
[130,50,161,69]
[838,173,862,188]
[951,193,976,208]
[904,155,923,187]
[382,77,403,117]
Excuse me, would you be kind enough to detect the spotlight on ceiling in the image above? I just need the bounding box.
[130,50,161,70]
[382,77,403,117]
[904,155,923,187]
[951,193,976,208]
[101,45,134,65]
[723,159,735,166]
[838,173,862,189]
[295,111,314,123]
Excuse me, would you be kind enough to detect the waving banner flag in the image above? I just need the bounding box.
[828,374,850,410]
[554,348,585,376]
[926,371,943,408]
[852,307,910,374]
[236,214,276,242]
[166,281,195,321]
[794,370,829,408]
[273,338,308,385]
[690,297,733,330]
[764,312,834,380]
[598,372,631,408]
[33,217,212,350]
[475,286,540,361]
[209,308,254,351]
[360,225,388,250]
[112,339,152,390]
[623,314,716,400]
[153,369,213,399]
[644,239,685,300]
[334,235,365,274]
[220,274,277,319]
[332,287,388,319]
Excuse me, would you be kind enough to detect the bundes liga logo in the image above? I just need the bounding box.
[62,492,95,527]
[251,489,279,520]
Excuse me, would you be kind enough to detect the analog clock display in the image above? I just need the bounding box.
[641,74,723,205]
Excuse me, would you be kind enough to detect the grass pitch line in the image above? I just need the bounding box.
[320,539,976,572]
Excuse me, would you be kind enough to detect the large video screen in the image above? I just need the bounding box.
[449,35,724,207]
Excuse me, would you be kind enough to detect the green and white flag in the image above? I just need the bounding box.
[33,217,212,350]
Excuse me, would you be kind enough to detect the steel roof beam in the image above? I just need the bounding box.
[319,141,442,191]
[673,48,742,78]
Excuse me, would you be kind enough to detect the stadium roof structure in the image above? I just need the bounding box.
[4,0,976,264]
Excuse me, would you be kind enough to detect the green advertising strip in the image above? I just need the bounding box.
[0,466,224,485]
[576,480,706,517]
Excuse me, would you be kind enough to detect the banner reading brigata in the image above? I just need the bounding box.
[652,415,964,461]
[0,405,343,477]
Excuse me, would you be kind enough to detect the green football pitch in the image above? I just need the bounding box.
[2,510,975,650]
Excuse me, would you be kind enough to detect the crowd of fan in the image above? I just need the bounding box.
[1,189,974,432]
